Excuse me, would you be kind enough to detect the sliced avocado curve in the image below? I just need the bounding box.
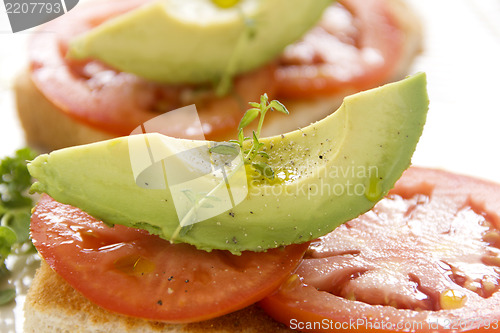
[29,73,429,253]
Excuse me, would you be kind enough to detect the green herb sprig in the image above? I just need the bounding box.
[176,95,288,240]
[0,148,37,305]
[230,93,289,179]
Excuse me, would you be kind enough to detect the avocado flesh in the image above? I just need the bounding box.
[29,73,428,253]
[68,0,332,84]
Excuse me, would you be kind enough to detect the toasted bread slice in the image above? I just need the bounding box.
[24,261,293,333]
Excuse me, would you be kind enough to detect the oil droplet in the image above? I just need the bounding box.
[483,230,500,247]
[279,274,301,294]
[440,289,467,310]
[365,172,383,202]
[247,164,301,186]
[211,0,240,8]
[268,167,300,185]
[344,292,356,301]
[114,255,156,276]
[79,230,111,250]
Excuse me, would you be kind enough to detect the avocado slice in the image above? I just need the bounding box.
[68,0,332,84]
[29,73,428,253]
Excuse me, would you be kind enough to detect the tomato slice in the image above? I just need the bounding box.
[260,167,500,332]
[30,195,308,323]
[275,0,404,98]
[29,0,276,140]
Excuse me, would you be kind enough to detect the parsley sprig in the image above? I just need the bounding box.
[0,148,37,305]
[230,93,289,179]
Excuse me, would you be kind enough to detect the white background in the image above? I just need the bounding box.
[0,0,500,331]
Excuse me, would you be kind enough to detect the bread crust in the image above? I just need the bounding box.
[24,261,293,333]
[14,0,422,152]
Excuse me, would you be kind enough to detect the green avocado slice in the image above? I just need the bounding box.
[29,73,428,253]
[68,0,332,85]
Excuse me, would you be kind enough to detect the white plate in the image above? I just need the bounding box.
[0,254,40,333]
[1,0,500,332]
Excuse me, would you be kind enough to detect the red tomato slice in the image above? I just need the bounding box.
[276,0,404,98]
[30,195,308,323]
[29,0,276,140]
[260,167,500,332]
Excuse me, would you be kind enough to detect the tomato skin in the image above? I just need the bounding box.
[260,167,500,332]
[30,195,308,323]
[276,0,404,98]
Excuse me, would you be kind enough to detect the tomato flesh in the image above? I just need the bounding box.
[276,0,403,98]
[30,195,308,323]
[260,167,500,332]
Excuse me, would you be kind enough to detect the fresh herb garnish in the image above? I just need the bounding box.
[174,95,288,240]
[0,148,37,305]
[230,93,289,179]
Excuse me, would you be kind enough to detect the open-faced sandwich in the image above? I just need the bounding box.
[15,0,500,332]
[22,73,500,332]
[23,71,429,331]
[15,0,423,151]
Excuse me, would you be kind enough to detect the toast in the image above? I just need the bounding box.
[24,261,293,333]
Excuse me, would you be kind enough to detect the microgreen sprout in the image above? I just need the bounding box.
[229,93,289,179]
[175,95,288,240]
